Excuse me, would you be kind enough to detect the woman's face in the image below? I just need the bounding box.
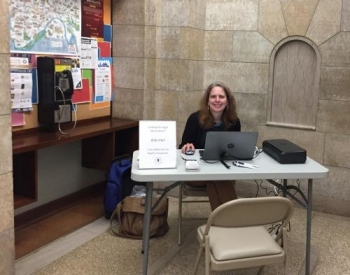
[208,86,228,115]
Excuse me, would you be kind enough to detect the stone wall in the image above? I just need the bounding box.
[112,0,350,216]
[0,1,349,273]
[0,1,15,274]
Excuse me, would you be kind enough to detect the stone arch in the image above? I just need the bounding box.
[267,36,321,130]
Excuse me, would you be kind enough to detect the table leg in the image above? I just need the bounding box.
[142,181,153,275]
[283,179,287,197]
[305,179,313,275]
[178,182,183,246]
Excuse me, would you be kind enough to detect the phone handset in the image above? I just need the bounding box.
[56,70,74,96]
[54,69,76,131]
[55,70,74,104]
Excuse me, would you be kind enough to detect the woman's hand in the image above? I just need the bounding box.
[181,143,195,153]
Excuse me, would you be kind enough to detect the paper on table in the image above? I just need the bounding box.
[139,120,177,169]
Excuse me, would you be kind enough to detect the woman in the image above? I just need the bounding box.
[179,82,241,210]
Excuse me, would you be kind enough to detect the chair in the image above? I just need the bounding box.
[193,196,294,275]
[178,181,209,245]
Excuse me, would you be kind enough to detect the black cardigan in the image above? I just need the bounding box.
[179,111,241,149]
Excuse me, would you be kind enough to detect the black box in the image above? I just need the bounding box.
[262,139,307,164]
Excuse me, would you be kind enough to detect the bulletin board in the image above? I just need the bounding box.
[10,0,113,131]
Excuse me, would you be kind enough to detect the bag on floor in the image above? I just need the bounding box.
[110,195,169,238]
[103,155,145,219]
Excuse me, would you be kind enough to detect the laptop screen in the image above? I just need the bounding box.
[200,131,258,161]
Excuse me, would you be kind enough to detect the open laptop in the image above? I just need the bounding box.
[200,131,258,161]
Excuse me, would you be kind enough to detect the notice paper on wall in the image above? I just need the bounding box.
[94,58,112,102]
[80,37,99,69]
[10,69,33,110]
[138,121,177,169]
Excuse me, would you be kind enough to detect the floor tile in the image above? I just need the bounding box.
[14,197,350,275]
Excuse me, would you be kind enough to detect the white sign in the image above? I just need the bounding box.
[94,58,112,102]
[80,37,98,69]
[139,121,177,169]
[71,67,83,89]
[10,70,33,109]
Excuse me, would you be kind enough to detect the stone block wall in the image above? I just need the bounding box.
[112,0,206,137]
[112,0,350,216]
[0,1,15,274]
[0,1,349,273]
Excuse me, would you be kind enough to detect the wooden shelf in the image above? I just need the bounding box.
[14,195,37,209]
[12,117,139,209]
[13,117,139,154]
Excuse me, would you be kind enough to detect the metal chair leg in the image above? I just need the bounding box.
[193,245,204,275]
[205,236,210,275]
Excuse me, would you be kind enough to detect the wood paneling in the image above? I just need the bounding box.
[268,38,320,130]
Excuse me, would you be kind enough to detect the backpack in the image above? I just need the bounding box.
[104,155,145,219]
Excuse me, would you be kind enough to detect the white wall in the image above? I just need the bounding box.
[14,141,105,215]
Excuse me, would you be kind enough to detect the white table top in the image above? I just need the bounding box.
[131,150,329,182]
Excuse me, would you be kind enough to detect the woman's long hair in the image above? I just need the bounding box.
[198,82,238,129]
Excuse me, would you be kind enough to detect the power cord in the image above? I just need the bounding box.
[254,180,260,197]
[268,221,291,234]
[56,86,77,135]
[271,179,301,201]
[253,146,263,159]
[265,179,303,236]
[259,180,278,196]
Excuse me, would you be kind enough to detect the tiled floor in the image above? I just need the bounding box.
[15,196,350,275]
[15,216,110,275]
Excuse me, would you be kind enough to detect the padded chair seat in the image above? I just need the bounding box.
[198,225,283,261]
[183,183,207,196]
[193,197,293,275]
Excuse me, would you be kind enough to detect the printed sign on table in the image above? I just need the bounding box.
[139,121,177,169]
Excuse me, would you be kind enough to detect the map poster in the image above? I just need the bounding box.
[82,0,104,38]
[10,0,81,55]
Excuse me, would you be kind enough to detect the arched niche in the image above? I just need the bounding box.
[267,36,321,130]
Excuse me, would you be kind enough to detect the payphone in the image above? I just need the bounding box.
[37,57,74,130]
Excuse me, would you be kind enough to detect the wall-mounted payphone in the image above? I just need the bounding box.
[37,57,74,130]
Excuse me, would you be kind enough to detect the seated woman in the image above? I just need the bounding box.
[179,81,241,210]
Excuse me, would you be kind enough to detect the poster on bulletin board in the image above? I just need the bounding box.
[9,0,113,129]
[9,0,81,55]
[82,0,104,38]
[94,58,112,103]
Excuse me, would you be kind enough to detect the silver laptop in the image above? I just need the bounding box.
[200,131,258,161]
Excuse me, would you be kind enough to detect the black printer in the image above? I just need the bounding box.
[262,139,307,164]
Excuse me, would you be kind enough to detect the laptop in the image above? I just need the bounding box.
[200,131,258,161]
